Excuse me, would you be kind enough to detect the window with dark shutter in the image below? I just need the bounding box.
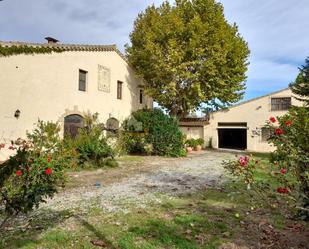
[271,97,291,111]
[79,70,87,91]
[117,81,123,99]
[139,89,143,104]
[261,127,273,142]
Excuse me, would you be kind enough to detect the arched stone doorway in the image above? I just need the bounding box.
[64,114,84,138]
[105,117,119,136]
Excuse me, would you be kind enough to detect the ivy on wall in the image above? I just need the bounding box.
[0,45,65,57]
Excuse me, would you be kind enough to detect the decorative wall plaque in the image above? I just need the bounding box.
[98,65,111,92]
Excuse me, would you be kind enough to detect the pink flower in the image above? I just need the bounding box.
[45,168,52,175]
[275,128,283,135]
[280,168,287,174]
[9,145,14,150]
[239,156,249,167]
[269,117,276,123]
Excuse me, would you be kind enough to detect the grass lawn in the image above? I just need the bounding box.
[1,154,308,249]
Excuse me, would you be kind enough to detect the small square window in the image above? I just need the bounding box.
[79,70,87,91]
[261,127,273,142]
[117,81,123,99]
[139,89,143,104]
[271,97,291,111]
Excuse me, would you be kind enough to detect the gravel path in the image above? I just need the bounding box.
[39,150,235,213]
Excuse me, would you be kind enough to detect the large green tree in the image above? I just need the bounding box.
[290,57,309,106]
[126,0,250,117]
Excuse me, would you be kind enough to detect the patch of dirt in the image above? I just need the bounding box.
[38,151,234,213]
[233,218,309,249]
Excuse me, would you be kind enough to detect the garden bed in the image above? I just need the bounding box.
[1,151,308,248]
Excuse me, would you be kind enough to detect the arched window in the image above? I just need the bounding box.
[105,118,119,136]
[64,114,84,138]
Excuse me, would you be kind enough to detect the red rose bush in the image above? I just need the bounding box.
[223,107,309,219]
[0,121,66,228]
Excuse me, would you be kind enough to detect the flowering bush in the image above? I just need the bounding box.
[64,113,117,168]
[222,156,259,190]
[223,107,309,219]
[266,107,309,219]
[0,121,66,228]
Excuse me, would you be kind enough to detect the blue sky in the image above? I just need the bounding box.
[0,0,308,101]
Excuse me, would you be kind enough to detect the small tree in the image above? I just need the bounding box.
[289,56,309,106]
[126,0,250,117]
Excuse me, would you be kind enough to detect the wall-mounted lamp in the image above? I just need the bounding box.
[256,106,262,110]
[14,109,21,119]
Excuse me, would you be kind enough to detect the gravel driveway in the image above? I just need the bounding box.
[40,150,235,213]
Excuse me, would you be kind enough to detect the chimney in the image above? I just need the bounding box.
[45,37,59,44]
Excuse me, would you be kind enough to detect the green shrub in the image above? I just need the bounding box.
[196,138,205,146]
[185,138,204,148]
[207,137,213,149]
[120,108,186,157]
[0,121,66,228]
[64,113,117,168]
[185,139,198,148]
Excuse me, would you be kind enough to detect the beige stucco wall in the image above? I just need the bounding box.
[180,126,204,140]
[0,50,152,160]
[204,89,303,152]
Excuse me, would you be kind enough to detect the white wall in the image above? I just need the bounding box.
[0,51,152,160]
[180,126,204,140]
[204,89,303,152]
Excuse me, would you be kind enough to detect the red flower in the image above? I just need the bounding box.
[285,120,292,126]
[275,128,283,135]
[16,170,22,176]
[269,117,276,123]
[45,168,52,175]
[277,187,289,194]
[9,145,14,150]
[280,168,287,174]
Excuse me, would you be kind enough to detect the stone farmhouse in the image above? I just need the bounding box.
[0,38,304,158]
[0,38,152,161]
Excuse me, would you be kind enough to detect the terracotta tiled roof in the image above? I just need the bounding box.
[179,117,209,127]
[0,40,127,62]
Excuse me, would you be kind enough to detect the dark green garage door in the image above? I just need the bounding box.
[218,128,247,150]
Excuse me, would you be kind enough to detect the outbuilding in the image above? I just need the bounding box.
[206,88,304,152]
[181,88,303,152]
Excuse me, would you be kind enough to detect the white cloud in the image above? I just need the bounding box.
[219,0,309,98]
